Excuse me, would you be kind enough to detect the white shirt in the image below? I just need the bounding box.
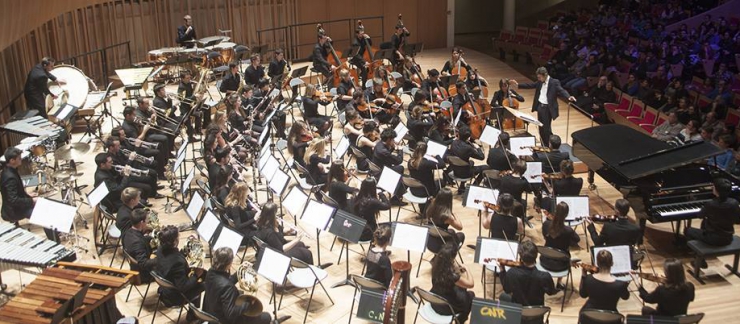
[538,76,550,105]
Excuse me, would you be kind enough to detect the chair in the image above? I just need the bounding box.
[367,159,383,176]
[283,258,335,324]
[99,205,123,268]
[521,305,552,324]
[122,250,154,317]
[294,162,322,192]
[211,196,226,214]
[535,246,574,312]
[189,302,221,324]
[676,313,705,324]
[348,275,387,324]
[308,67,325,87]
[399,176,432,223]
[616,98,644,118]
[579,309,624,324]
[348,146,367,170]
[413,287,460,324]
[447,156,474,192]
[417,226,463,278]
[150,271,189,324]
[628,106,658,131]
[604,94,632,112]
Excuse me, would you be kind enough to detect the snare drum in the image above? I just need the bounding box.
[215,42,236,64]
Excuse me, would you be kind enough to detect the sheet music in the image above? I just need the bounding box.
[213,226,243,257]
[260,142,271,159]
[257,247,291,284]
[284,186,308,217]
[477,238,519,264]
[504,107,543,126]
[186,192,205,222]
[56,104,75,120]
[425,140,447,159]
[301,200,335,231]
[465,186,499,211]
[178,138,189,158]
[87,182,109,208]
[30,198,77,233]
[391,223,428,253]
[181,168,195,197]
[258,126,270,144]
[197,210,221,242]
[479,126,501,147]
[258,150,270,171]
[524,162,543,183]
[556,196,590,221]
[509,136,536,156]
[377,167,401,194]
[394,122,408,144]
[115,67,154,85]
[334,136,350,159]
[173,149,187,173]
[260,156,280,182]
[453,103,464,127]
[268,170,289,195]
[592,245,632,274]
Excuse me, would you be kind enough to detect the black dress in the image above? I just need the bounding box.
[355,197,391,241]
[254,228,313,265]
[430,272,474,323]
[355,135,374,172]
[302,96,332,130]
[638,283,695,316]
[579,275,630,323]
[408,156,445,198]
[307,153,330,185]
[540,220,580,271]
[489,213,519,241]
[364,249,393,288]
[225,205,258,240]
[328,181,358,212]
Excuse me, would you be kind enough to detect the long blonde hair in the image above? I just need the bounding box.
[224,182,248,209]
[305,83,316,97]
[409,142,427,170]
[304,138,326,166]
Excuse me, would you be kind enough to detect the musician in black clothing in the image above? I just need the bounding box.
[407,106,433,149]
[176,15,196,48]
[421,69,447,103]
[122,209,157,284]
[499,160,531,205]
[408,143,445,210]
[302,83,331,136]
[219,63,241,95]
[243,54,265,87]
[639,259,695,317]
[112,126,161,170]
[685,178,740,247]
[23,57,65,119]
[428,116,454,147]
[579,250,630,324]
[255,203,315,266]
[449,127,490,194]
[491,78,524,108]
[106,138,162,195]
[532,135,569,174]
[152,84,183,131]
[127,99,172,156]
[94,153,152,210]
[224,183,258,243]
[326,161,359,212]
[372,128,406,205]
[483,193,524,241]
[177,71,202,141]
[430,242,474,323]
[364,78,401,126]
[336,69,355,111]
[155,225,206,310]
[541,202,580,288]
[253,79,287,139]
[304,138,330,185]
[390,22,410,68]
[464,70,488,99]
[551,160,583,196]
[364,225,393,287]
[586,199,643,269]
[1,148,37,222]
[500,241,558,318]
[116,188,140,234]
[312,32,336,87]
[355,178,392,241]
[486,132,517,173]
[351,24,372,86]
[268,49,290,82]
[203,247,275,324]
[207,147,231,192]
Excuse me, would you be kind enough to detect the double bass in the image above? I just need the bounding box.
[357,20,385,82]
[317,24,358,88]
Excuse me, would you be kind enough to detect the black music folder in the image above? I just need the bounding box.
[328,210,366,244]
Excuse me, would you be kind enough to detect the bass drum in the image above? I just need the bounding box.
[46,65,95,117]
[215,42,236,64]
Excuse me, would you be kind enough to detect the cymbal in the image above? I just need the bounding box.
[52,170,84,182]
[54,143,90,161]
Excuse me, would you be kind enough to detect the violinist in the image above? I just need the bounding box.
[449,127,489,193]
[372,128,407,206]
[486,132,518,172]
[500,241,559,318]
[430,242,474,324]
[390,21,410,68]
[482,193,524,241]
[342,108,363,145]
[304,138,330,185]
[586,199,643,269]
[408,142,445,213]
[428,116,454,147]
[350,24,371,86]
[364,78,401,126]
[355,121,378,174]
[499,160,532,205]
[302,84,332,136]
[579,250,630,323]
[336,69,355,111]
[243,54,266,87]
[536,160,583,212]
[638,259,695,317]
[421,69,447,103]
[532,135,570,174]
[541,202,580,289]
[287,121,312,168]
[407,89,430,115]
[441,47,471,78]
[407,106,434,149]
[355,178,392,241]
[426,188,465,252]
[326,160,359,212]
[491,78,524,108]
[312,32,336,87]
[364,225,393,287]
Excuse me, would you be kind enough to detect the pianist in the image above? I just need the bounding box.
[23,57,66,119]
[122,209,157,284]
[684,178,740,249]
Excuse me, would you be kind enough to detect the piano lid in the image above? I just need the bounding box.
[571,124,724,180]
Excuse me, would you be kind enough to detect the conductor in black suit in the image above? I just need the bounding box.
[512,67,576,147]
[176,15,196,48]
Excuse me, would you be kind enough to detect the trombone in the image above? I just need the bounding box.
[149,106,181,125]
[132,116,179,136]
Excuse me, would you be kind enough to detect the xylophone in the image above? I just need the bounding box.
[0,222,76,273]
[0,262,138,324]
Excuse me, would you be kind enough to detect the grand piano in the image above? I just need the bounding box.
[571,124,740,229]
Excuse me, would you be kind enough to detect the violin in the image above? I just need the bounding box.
[632,271,668,284]
[473,199,499,211]
[541,172,565,180]
[574,214,620,222]
[482,258,523,267]
[299,131,314,142]
[313,89,334,103]
[521,145,551,153]
[573,262,600,273]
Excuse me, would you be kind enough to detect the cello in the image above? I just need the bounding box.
[501,79,524,130]
[461,85,488,140]
[317,24,358,88]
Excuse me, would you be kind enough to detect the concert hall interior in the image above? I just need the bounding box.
[1,0,740,323]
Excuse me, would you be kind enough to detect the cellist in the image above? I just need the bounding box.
[390,18,411,69]
[421,69,448,103]
[491,78,524,107]
[312,31,337,87]
[350,23,372,86]
[441,47,471,79]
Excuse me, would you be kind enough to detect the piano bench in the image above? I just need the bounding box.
[687,236,740,284]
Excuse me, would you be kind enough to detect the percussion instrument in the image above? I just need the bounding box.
[53,143,90,161]
[47,65,95,117]
[147,47,182,61]
[383,261,412,324]
[0,262,136,324]
[0,222,76,273]
[215,42,237,64]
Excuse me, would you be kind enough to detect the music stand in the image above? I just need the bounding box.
[256,247,292,324]
[509,136,536,156]
[197,210,222,247]
[462,186,499,238]
[291,66,308,79]
[31,197,77,236]
[475,236,519,299]
[393,122,408,144]
[300,200,336,265]
[212,225,243,258]
[334,135,350,160]
[625,315,678,324]
[186,191,205,224]
[479,126,502,148]
[283,185,309,228]
[591,245,633,278]
[86,182,109,209]
[328,210,366,288]
[378,166,402,223]
[390,222,428,264]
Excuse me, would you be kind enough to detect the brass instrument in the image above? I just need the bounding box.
[181,234,205,268]
[235,260,265,317]
[146,208,161,250]
[113,165,150,177]
[122,148,154,165]
[125,137,159,149]
[131,116,178,136]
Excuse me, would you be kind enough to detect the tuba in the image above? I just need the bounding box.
[235,261,264,317]
[147,209,161,250]
[181,235,205,268]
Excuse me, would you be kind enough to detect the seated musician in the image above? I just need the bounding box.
[364,225,393,287]
[430,242,474,323]
[212,164,234,205]
[304,138,330,185]
[122,104,170,161]
[336,69,355,112]
[483,193,524,241]
[203,135,218,170]
[499,160,532,204]
[302,84,332,136]
[287,121,311,168]
[151,84,182,133]
[537,160,583,212]
[407,106,433,149]
[449,127,490,194]
[372,128,407,206]
[441,47,471,78]
[312,31,337,87]
[94,153,152,209]
[219,62,241,95]
[207,147,231,194]
[343,108,363,145]
[106,138,162,197]
[579,250,630,324]
[243,54,265,87]
[178,70,204,140]
[451,82,472,126]
[684,178,740,250]
[155,225,206,311]
[639,258,695,317]
[652,112,684,141]
[408,142,445,213]
[428,116,454,147]
[407,89,430,116]
[586,199,643,268]
[490,79,524,125]
[225,94,260,147]
[486,132,518,173]
[112,126,165,178]
[122,209,157,284]
[541,202,580,288]
[326,161,359,213]
[268,48,289,82]
[255,202,320,267]
[421,69,446,103]
[116,187,141,233]
[351,24,371,85]
[426,188,465,252]
[355,178,392,241]
[401,56,421,90]
[500,240,558,321]
[355,121,378,173]
[464,70,488,100]
[364,78,401,127]
[224,183,258,243]
[204,247,276,324]
[253,79,287,139]
[530,135,569,174]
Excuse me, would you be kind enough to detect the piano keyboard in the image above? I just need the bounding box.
[0,222,76,272]
[652,200,711,219]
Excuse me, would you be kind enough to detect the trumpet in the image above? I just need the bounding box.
[277,218,314,239]
[126,137,159,149]
[122,148,154,165]
[113,165,150,177]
